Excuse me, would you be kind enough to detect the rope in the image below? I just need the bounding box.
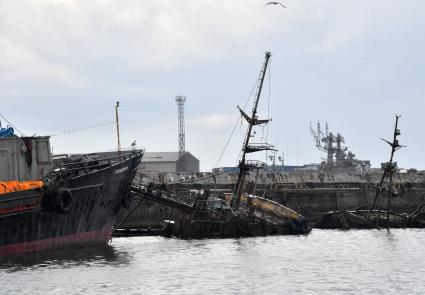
[0,112,25,136]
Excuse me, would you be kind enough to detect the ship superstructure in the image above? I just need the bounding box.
[310,121,370,171]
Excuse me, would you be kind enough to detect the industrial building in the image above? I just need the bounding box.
[61,95,201,174]
[141,151,199,173]
[139,96,200,173]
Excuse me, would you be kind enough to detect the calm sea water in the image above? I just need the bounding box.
[1,229,424,294]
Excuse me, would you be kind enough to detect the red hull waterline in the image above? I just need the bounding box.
[0,227,113,256]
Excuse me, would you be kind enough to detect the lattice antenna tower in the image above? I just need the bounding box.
[175,95,186,154]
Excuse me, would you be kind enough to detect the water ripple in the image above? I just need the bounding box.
[1,229,425,294]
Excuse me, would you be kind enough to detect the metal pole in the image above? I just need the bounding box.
[387,172,392,228]
[175,96,186,154]
[371,115,401,211]
[231,51,271,209]
[115,101,121,152]
[386,115,400,228]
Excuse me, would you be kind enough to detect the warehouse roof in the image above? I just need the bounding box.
[142,152,188,163]
[66,150,198,164]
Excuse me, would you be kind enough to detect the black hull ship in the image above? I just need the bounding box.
[0,152,142,256]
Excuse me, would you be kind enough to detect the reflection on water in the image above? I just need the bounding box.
[0,244,130,273]
[0,230,425,294]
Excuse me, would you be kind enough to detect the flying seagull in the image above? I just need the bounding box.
[264,2,287,8]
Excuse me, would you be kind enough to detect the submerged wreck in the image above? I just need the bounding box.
[127,52,311,238]
[129,185,310,238]
[315,115,425,229]
[316,207,425,229]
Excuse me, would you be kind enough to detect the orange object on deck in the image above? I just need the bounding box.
[0,181,44,195]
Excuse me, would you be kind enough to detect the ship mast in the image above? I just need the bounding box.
[230,51,275,210]
[370,114,404,228]
[115,101,121,152]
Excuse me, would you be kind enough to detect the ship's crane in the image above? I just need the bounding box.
[310,121,325,151]
[309,121,340,166]
[325,121,329,138]
[310,121,370,170]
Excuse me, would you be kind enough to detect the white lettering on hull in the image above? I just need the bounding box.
[115,166,128,175]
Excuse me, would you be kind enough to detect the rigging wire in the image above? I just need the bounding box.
[0,112,25,136]
[112,197,144,232]
[214,70,262,169]
[49,121,115,137]
[214,116,242,169]
[34,105,117,123]
[234,70,265,167]
[265,58,271,165]
[0,112,114,138]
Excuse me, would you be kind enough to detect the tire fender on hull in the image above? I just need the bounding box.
[42,188,73,214]
[55,188,73,214]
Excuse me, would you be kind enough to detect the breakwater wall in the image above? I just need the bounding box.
[117,169,425,228]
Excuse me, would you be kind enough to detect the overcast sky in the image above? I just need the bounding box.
[1,0,424,171]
